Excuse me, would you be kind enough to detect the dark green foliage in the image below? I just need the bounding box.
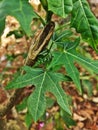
[6,66,71,121]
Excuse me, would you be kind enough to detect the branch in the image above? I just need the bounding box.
[0,21,55,118]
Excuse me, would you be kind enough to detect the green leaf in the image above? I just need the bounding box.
[6,66,71,121]
[47,0,73,17]
[0,0,38,36]
[50,35,98,93]
[60,109,76,128]
[28,88,46,122]
[49,38,81,93]
[45,72,71,115]
[71,0,98,50]
[25,112,33,128]
[53,30,73,44]
[53,29,79,49]
[46,97,55,108]
[49,51,82,94]
[6,67,43,89]
[0,18,5,36]
[16,97,27,112]
[67,50,98,74]
[7,29,25,38]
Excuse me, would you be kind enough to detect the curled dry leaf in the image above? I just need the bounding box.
[92,97,98,103]
[1,16,20,47]
[73,113,86,121]
[77,122,84,129]
[79,110,94,121]
[29,0,41,11]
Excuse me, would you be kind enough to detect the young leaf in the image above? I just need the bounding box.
[53,29,78,49]
[71,0,98,50]
[0,0,38,36]
[47,0,73,17]
[6,66,71,121]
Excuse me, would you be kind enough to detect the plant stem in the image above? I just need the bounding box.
[46,11,53,23]
[35,12,46,26]
[0,21,55,118]
[40,0,53,23]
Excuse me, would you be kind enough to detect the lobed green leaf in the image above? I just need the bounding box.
[6,66,71,121]
[49,37,98,94]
